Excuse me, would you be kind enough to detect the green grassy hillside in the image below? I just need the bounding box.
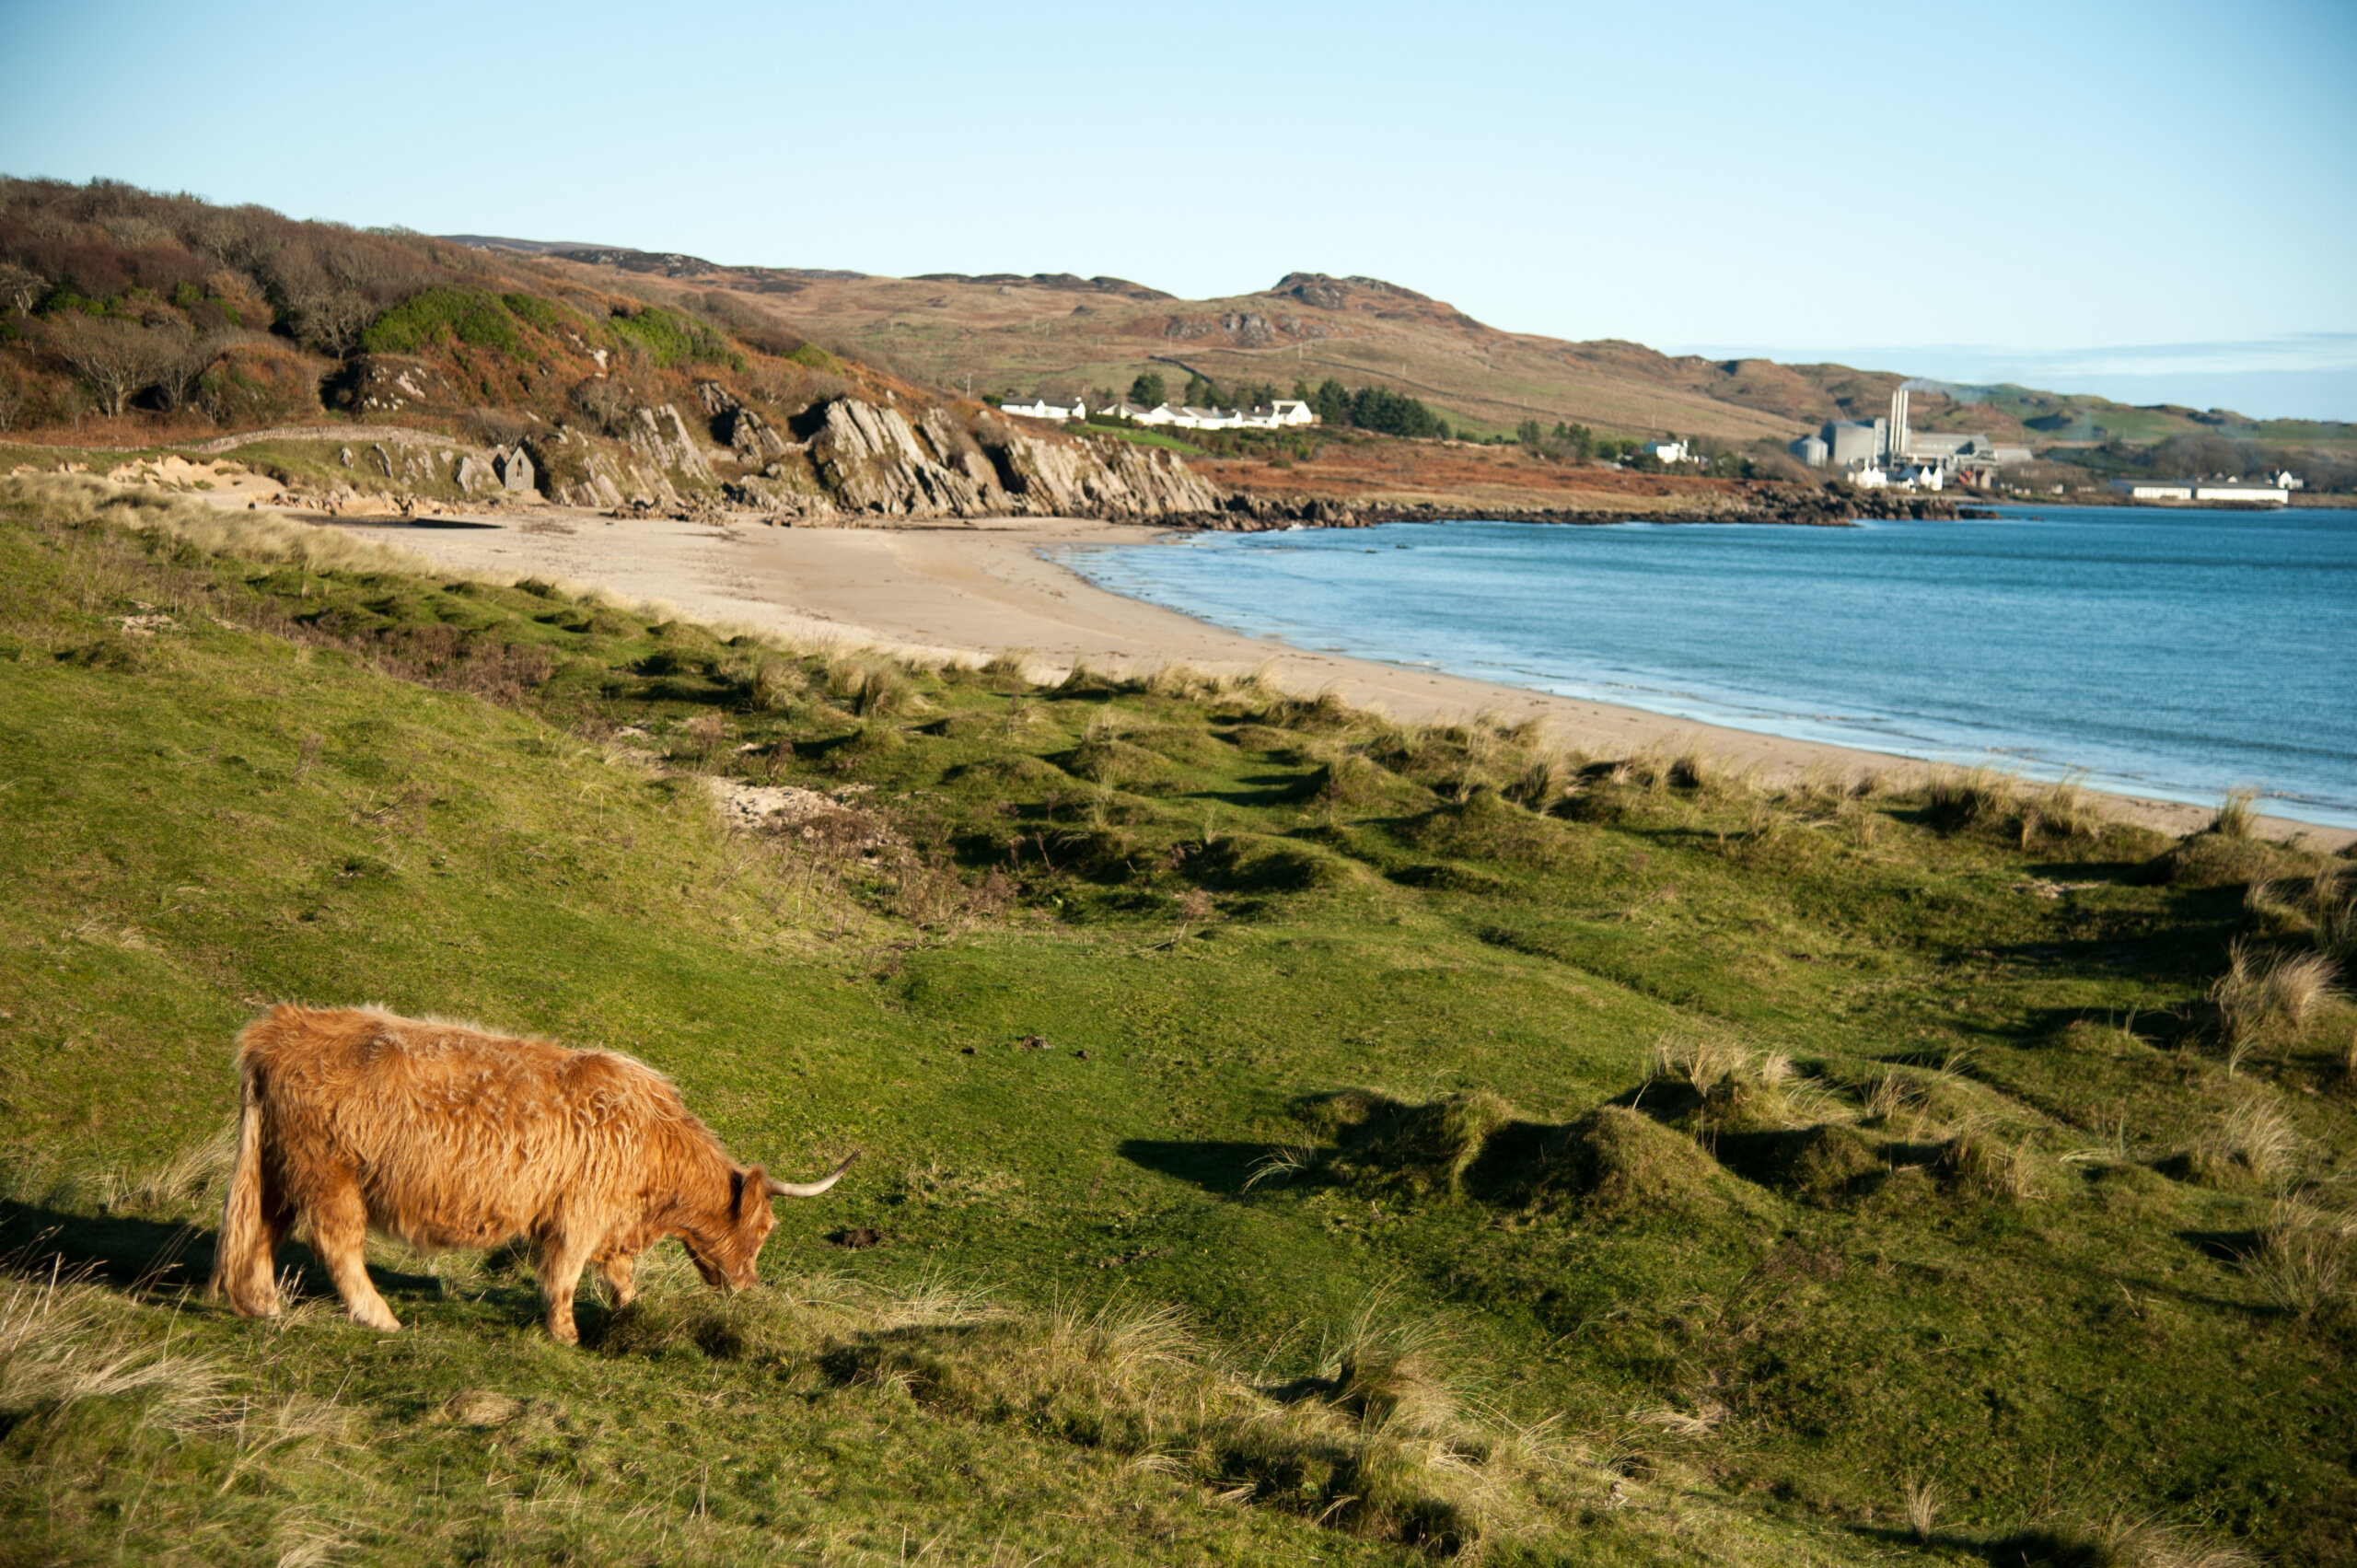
[1,478,2351,1565]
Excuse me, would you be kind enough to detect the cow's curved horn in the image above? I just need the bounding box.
[764,1150,859,1199]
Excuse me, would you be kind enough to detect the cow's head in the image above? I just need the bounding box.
[686,1156,859,1292]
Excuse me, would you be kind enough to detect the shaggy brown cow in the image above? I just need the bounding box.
[207,1004,854,1342]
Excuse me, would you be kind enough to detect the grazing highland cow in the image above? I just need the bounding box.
[206,1004,855,1342]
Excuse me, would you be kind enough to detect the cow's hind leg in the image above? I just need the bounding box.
[535,1229,595,1345]
[598,1250,639,1309]
[308,1175,400,1332]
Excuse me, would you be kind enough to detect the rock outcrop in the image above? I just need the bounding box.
[621,404,717,488]
[702,395,1228,525]
[806,398,996,516]
[1181,483,1991,533]
[985,419,1223,518]
[525,424,702,511]
[340,355,458,418]
[697,381,793,467]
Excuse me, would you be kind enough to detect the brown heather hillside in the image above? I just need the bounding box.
[0,180,1228,526]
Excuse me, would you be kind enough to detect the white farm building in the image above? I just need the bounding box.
[999,394,1087,421]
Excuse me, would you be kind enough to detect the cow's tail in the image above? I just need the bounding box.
[206,1061,279,1317]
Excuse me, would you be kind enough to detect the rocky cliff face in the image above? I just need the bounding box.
[702,392,1225,525]
[524,407,724,513]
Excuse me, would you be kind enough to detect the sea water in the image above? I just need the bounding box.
[1051,505,2357,830]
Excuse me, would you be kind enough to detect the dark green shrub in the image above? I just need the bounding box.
[359,287,521,355]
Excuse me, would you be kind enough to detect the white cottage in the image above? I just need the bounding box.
[1239,400,1316,428]
[1000,394,1086,421]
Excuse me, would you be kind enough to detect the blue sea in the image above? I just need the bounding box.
[1051,505,2357,830]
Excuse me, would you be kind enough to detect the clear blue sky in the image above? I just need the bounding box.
[6,0,2351,413]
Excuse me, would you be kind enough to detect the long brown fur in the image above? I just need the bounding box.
[205,1004,854,1342]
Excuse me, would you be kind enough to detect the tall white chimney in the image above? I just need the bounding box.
[1888,388,1910,465]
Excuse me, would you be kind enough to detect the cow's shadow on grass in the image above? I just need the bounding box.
[1,1198,217,1294]
[0,1198,443,1316]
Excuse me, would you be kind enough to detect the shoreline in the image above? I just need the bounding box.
[327,505,2354,851]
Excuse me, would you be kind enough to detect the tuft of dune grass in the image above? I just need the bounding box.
[0,1270,226,1429]
[2161,1096,2301,1188]
[4,472,435,575]
[595,1271,1610,1556]
[2211,941,2340,1072]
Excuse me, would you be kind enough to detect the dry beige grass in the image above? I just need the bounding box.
[1900,1473,1942,1542]
[2241,1197,2351,1323]
[2075,1511,2257,1568]
[2210,789,2258,841]
[2212,941,2342,1071]
[595,1268,1615,1554]
[5,472,435,575]
[0,1271,225,1426]
[2169,1097,2302,1187]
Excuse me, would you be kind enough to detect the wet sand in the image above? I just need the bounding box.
[336,508,2351,850]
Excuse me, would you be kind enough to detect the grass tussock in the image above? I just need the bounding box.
[1997,1512,2258,1568]
[1935,1116,2043,1201]
[1059,733,1173,789]
[2211,789,2257,840]
[598,1275,1606,1557]
[4,472,435,577]
[2211,941,2341,1071]
[1921,765,2108,848]
[826,654,916,719]
[2162,1097,2302,1188]
[1526,1106,1745,1217]
[1402,788,1573,869]
[2239,1197,2353,1326]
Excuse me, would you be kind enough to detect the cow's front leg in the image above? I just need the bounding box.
[309,1177,401,1332]
[535,1230,594,1345]
[598,1250,639,1308]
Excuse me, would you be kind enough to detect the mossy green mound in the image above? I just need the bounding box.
[1525,1106,1749,1217]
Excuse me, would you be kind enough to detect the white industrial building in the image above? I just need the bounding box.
[2107,478,2289,505]
[2193,480,2290,504]
[1794,388,2024,490]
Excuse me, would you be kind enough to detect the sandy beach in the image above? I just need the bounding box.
[334,507,2351,850]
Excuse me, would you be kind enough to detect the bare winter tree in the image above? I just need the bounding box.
[47,314,180,416]
[0,372,25,433]
[285,290,375,358]
[150,325,234,413]
[264,242,377,357]
[0,261,44,313]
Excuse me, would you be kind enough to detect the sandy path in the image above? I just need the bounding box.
[331,507,2349,850]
